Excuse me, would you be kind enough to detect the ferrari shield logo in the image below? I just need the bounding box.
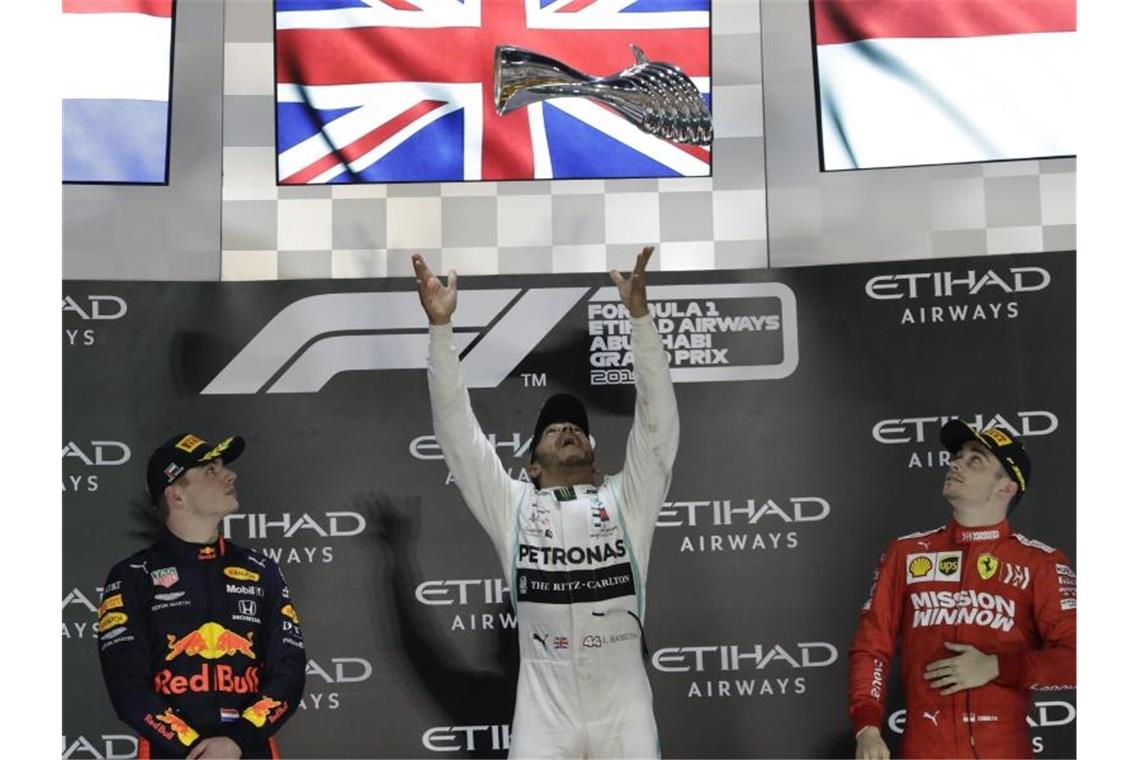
[977,553,999,581]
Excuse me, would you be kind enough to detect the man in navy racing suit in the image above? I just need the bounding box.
[97,433,306,759]
[413,246,679,758]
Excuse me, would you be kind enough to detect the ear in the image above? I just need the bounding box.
[996,477,1018,502]
[163,483,182,511]
[526,462,542,482]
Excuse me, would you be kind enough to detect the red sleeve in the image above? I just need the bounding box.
[994,550,1076,689]
[848,543,904,735]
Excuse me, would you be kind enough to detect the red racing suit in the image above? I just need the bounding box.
[848,519,1075,758]
[97,532,306,759]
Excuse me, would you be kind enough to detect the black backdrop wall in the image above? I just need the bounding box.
[63,251,1075,759]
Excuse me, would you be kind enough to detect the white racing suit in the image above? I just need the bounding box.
[427,314,679,759]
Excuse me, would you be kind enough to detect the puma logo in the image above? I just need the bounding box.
[917,541,931,550]
[532,629,549,651]
[923,710,940,726]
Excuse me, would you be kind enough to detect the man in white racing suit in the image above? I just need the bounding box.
[413,246,679,758]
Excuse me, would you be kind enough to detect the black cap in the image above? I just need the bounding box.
[940,420,1031,494]
[530,393,590,462]
[146,433,245,506]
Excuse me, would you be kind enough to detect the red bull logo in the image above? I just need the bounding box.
[154,663,261,696]
[146,708,199,747]
[198,546,216,560]
[242,696,284,727]
[165,622,255,661]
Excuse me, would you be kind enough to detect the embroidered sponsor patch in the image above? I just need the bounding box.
[224,566,260,582]
[151,567,179,588]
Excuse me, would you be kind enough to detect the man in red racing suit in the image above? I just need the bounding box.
[848,421,1075,759]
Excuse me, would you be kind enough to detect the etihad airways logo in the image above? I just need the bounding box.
[410,432,535,461]
[864,267,1050,300]
[873,412,1058,444]
[62,734,137,759]
[652,642,839,672]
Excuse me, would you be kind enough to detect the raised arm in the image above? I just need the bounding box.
[613,246,680,524]
[414,255,522,555]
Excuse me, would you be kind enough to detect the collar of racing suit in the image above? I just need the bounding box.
[948,517,1010,545]
[161,529,227,560]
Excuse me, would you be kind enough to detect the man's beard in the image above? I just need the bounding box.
[538,447,595,469]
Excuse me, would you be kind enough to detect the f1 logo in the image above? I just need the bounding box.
[202,289,586,394]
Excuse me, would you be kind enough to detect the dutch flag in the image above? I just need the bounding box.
[63,0,175,183]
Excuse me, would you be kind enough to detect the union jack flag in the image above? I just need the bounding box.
[275,0,711,183]
[553,635,569,649]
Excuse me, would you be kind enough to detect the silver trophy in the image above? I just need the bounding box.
[493,44,712,147]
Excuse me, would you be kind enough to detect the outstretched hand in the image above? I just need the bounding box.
[412,254,457,326]
[609,245,654,319]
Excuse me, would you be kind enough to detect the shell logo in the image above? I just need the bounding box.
[908,556,933,579]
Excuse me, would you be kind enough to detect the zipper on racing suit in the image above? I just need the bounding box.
[957,541,981,760]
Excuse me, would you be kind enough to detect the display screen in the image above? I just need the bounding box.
[63,0,176,184]
[811,0,1075,171]
[274,0,712,184]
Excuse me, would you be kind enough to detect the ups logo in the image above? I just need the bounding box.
[939,556,961,576]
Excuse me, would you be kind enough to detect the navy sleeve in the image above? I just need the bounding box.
[96,560,203,757]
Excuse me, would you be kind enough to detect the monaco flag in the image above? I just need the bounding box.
[62,0,175,183]
[813,0,1075,170]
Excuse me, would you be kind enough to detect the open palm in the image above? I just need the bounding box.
[412,254,457,326]
[609,246,654,318]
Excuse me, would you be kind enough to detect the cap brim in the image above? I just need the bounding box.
[536,396,589,433]
[196,435,245,464]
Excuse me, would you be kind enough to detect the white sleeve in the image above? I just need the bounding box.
[616,314,680,530]
[427,323,524,562]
